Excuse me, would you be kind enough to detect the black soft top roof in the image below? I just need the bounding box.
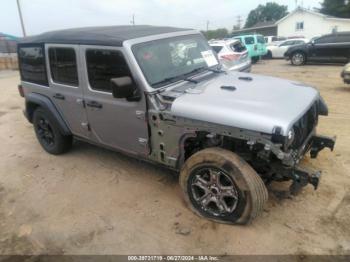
[19,25,193,46]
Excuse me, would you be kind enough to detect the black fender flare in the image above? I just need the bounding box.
[25,93,71,136]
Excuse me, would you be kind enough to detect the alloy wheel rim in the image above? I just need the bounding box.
[37,118,55,146]
[190,167,239,217]
[293,53,304,65]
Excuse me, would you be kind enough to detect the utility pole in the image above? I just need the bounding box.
[206,20,209,31]
[16,0,26,37]
[236,15,243,30]
[131,14,135,26]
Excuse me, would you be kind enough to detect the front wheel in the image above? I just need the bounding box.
[179,148,268,224]
[291,52,306,66]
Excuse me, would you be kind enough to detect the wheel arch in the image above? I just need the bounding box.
[25,93,72,136]
[178,130,247,169]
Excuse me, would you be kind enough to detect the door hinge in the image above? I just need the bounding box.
[81,122,90,131]
[136,110,145,120]
[138,137,148,146]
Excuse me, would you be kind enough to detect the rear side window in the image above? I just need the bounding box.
[335,34,350,43]
[316,35,336,44]
[49,47,78,86]
[280,41,295,46]
[86,49,132,92]
[244,37,255,45]
[211,45,223,53]
[18,46,48,85]
[230,41,246,52]
[257,36,265,44]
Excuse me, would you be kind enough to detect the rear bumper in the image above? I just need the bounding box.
[239,62,252,73]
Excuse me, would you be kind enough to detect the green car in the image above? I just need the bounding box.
[232,34,267,63]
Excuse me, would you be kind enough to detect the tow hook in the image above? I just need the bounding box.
[289,168,322,195]
[309,171,321,190]
[310,135,336,158]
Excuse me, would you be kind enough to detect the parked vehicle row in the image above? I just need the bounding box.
[266,38,309,59]
[18,25,335,225]
[285,32,350,66]
[264,36,287,46]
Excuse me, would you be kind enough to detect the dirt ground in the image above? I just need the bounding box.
[0,60,349,255]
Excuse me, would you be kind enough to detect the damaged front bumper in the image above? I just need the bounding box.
[277,134,336,194]
[309,135,336,158]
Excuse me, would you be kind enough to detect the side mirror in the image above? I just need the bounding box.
[311,40,315,45]
[110,77,140,101]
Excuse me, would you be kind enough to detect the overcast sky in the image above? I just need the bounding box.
[1,0,321,37]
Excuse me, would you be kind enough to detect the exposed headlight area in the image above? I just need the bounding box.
[286,128,295,147]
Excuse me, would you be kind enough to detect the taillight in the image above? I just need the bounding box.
[221,54,240,61]
[18,84,24,97]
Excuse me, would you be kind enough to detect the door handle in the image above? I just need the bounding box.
[53,93,65,100]
[86,101,103,109]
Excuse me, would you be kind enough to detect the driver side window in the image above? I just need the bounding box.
[86,49,132,93]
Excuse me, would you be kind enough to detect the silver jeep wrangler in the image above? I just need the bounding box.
[18,26,335,224]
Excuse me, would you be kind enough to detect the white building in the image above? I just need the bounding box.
[276,7,350,39]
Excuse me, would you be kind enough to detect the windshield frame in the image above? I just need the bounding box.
[129,33,220,90]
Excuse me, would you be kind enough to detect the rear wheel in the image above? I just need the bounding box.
[291,52,306,66]
[33,108,72,155]
[179,148,268,224]
[265,51,273,59]
[251,56,260,64]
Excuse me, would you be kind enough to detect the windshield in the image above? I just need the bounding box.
[132,35,219,88]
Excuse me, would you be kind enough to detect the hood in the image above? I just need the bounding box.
[169,72,319,136]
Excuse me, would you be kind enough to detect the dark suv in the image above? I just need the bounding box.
[285,32,350,66]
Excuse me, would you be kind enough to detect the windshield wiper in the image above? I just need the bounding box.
[185,66,224,76]
[184,77,198,84]
[152,66,223,88]
[152,76,183,87]
[152,68,204,87]
[207,67,225,73]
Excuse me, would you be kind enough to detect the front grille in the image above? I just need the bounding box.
[290,102,319,150]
